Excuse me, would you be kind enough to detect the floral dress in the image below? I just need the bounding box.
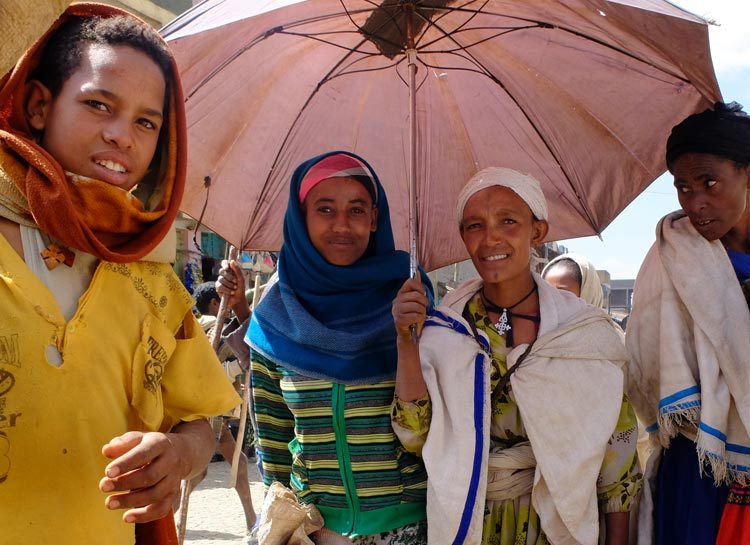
[392,293,641,545]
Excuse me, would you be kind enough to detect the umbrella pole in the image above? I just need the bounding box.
[406,7,419,343]
[178,245,239,545]
[406,8,418,280]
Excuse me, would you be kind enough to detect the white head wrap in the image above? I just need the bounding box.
[542,253,605,308]
[455,167,549,227]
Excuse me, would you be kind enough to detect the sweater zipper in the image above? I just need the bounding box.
[331,383,359,534]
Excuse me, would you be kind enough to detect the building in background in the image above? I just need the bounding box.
[101,0,191,27]
[609,278,635,315]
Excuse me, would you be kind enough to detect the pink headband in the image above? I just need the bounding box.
[299,154,378,204]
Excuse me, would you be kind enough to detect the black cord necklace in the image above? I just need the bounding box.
[481,284,539,345]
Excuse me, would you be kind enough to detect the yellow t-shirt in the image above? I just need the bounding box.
[0,235,240,544]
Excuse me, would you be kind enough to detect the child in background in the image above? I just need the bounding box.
[541,253,606,308]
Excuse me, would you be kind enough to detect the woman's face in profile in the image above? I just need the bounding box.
[672,152,750,241]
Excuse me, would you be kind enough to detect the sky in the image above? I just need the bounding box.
[559,0,750,279]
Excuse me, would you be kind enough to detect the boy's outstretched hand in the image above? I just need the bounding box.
[99,419,213,523]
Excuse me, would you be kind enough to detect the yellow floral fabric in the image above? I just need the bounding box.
[393,293,641,545]
[392,395,432,457]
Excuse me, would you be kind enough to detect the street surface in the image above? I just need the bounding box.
[179,460,265,545]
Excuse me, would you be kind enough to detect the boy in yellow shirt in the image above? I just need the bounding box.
[0,4,239,544]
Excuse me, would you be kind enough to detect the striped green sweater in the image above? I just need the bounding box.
[251,351,427,537]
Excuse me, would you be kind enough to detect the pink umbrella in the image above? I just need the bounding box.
[163,0,720,272]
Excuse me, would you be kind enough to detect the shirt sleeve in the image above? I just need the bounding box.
[159,311,241,431]
[251,351,294,487]
[391,393,432,456]
[597,394,643,513]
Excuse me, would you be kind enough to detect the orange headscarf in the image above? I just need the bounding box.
[0,2,186,263]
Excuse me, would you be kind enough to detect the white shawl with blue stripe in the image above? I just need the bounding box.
[416,274,628,545]
[627,211,750,485]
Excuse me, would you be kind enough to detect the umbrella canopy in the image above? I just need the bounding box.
[163,0,720,271]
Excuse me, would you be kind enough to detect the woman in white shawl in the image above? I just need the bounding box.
[390,168,641,545]
[542,253,605,309]
[626,102,750,545]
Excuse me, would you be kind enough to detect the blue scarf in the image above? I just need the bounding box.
[727,248,750,282]
[247,151,433,384]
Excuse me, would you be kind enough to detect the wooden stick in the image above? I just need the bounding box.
[230,272,262,487]
[178,246,239,544]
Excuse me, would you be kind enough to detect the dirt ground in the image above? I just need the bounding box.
[178,460,265,545]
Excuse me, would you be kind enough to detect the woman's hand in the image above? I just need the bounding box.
[216,260,251,322]
[99,420,214,523]
[392,277,428,341]
[393,278,429,401]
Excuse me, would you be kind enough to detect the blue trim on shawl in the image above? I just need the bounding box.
[701,451,750,473]
[645,422,659,433]
[424,308,489,543]
[727,248,750,282]
[699,422,750,454]
[727,444,750,455]
[658,385,701,409]
[247,151,433,384]
[452,352,486,545]
[699,421,727,442]
[426,308,490,353]
[659,400,700,415]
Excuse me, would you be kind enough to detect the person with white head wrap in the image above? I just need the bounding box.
[542,253,606,309]
[390,168,640,545]
[454,167,549,226]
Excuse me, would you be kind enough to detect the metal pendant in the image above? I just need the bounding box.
[495,309,512,335]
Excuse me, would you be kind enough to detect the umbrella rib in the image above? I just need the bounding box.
[417,12,601,232]
[414,5,691,84]
[418,0,487,38]
[330,58,407,81]
[280,30,383,55]
[338,0,412,48]
[243,36,375,241]
[356,0,407,44]
[419,56,496,77]
[414,0,490,49]
[420,26,537,52]
[414,58,431,94]
[185,7,385,98]
[337,49,403,72]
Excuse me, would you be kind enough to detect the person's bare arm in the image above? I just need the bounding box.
[604,511,629,545]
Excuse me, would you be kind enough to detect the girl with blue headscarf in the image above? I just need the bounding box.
[220,151,432,544]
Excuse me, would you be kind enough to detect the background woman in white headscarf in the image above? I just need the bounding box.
[390,167,640,545]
